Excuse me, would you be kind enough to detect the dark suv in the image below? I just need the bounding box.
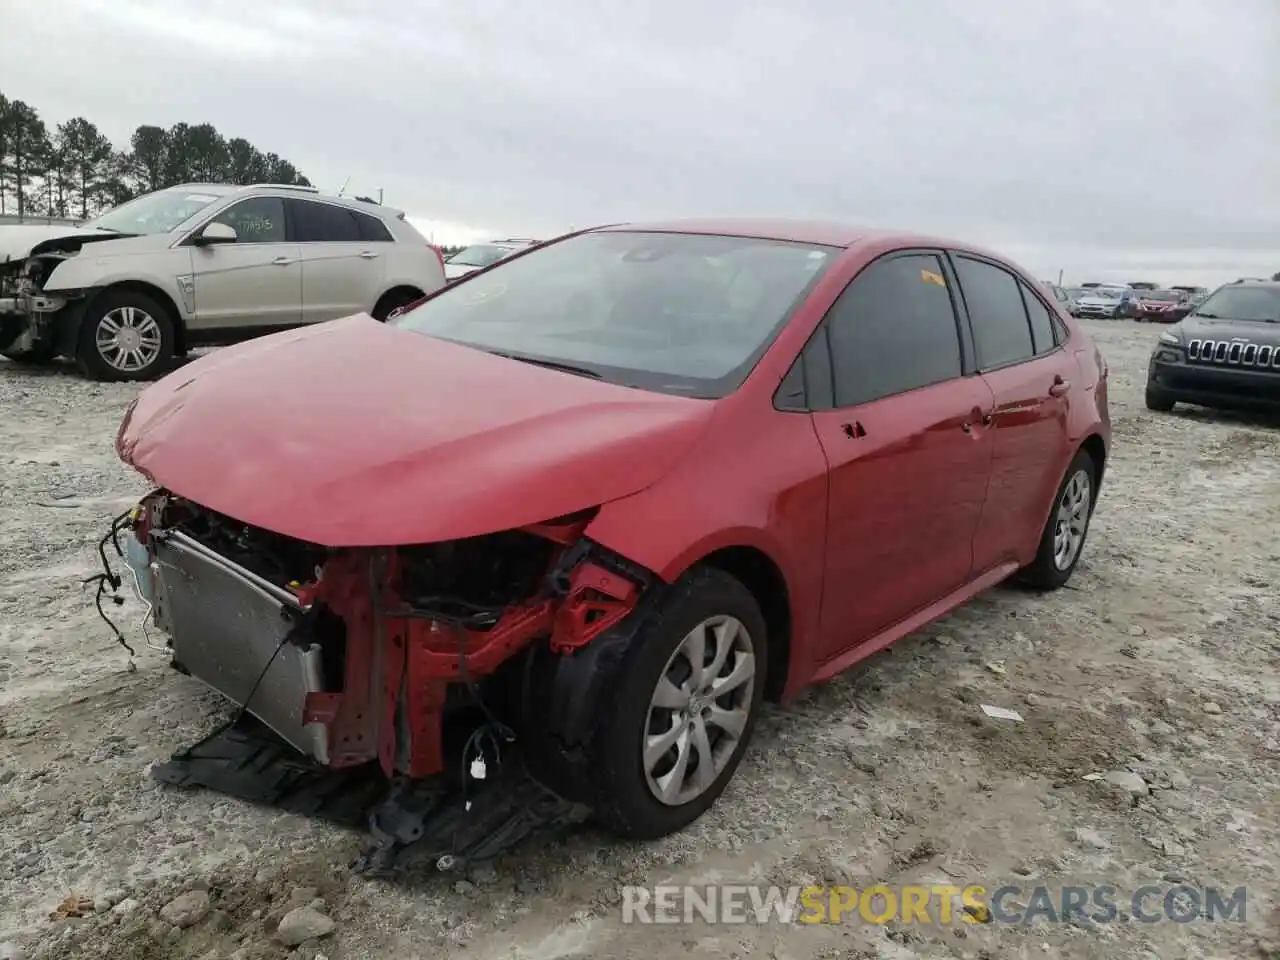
[1146,281,1280,412]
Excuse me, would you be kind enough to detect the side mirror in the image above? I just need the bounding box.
[194,222,238,246]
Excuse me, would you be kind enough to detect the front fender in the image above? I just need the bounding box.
[582,404,830,697]
[44,251,195,319]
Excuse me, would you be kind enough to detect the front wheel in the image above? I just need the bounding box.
[1018,448,1098,590]
[1145,382,1175,412]
[76,290,176,382]
[584,567,768,840]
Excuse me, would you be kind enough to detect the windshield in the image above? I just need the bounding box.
[1191,285,1280,322]
[393,230,837,397]
[447,244,516,268]
[1142,290,1184,302]
[81,188,226,235]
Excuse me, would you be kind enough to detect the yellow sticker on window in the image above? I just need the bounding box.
[920,269,945,287]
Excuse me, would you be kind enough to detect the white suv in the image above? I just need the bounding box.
[0,183,447,380]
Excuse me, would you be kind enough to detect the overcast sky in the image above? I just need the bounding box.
[3,0,1277,284]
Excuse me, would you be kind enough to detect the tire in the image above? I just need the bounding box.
[1145,383,1175,412]
[372,288,424,322]
[76,289,176,382]
[2,341,58,365]
[579,567,768,840]
[1017,448,1098,591]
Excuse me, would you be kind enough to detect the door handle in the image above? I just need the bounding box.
[1049,375,1071,397]
[841,421,866,439]
[962,408,993,433]
[358,250,380,259]
[272,257,298,266]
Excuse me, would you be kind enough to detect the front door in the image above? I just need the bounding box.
[288,198,385,323]
[810,251,996,662]
[192,196,302,330]
[949,255,1077,572]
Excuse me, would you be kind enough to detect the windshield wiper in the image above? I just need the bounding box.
[489,351,603,379]
[1193,312,1222,318]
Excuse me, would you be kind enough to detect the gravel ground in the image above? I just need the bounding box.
[1,319,1278,960]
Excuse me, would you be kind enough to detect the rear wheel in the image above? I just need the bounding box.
[1145,382,1175,412]
[1018,449,1098,590]
[76,290,175,382]
[372,288,424,322]
[576,567,768,840]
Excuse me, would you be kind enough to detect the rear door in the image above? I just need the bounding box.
[949,254,1077,573]
[808,251,996,662]
[288,199,387,323]
[190,195,302,330]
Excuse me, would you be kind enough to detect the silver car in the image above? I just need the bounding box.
[443,238,537,281]
[0,183,447,380]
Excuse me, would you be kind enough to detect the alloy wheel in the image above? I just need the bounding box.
[1052,469,1092,571]
[96,306,163,373]
[643,614,756,807]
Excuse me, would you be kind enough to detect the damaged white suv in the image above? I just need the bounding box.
[0,183,447,380]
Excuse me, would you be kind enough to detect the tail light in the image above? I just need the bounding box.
[428,244,445,273]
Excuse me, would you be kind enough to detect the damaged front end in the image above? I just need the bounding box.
[104,491,651,872]
[0,251,76,357]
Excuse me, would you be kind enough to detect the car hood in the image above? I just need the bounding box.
[0,224,123,261]
[1178,316,1280,345]
[117,314,715,547]
[1078,297,1119,306]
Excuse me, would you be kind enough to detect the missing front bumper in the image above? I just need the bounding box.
[151,528,331,763]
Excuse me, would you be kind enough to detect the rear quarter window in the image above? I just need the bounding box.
[1019,283,1059,355]
[354,210,394,242]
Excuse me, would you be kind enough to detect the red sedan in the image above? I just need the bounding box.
[1133,289,1192,323]
[108,219,1110,861]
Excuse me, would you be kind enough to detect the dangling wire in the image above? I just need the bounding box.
[83,507,138,661]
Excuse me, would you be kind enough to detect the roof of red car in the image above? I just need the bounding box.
[597,218,982,254]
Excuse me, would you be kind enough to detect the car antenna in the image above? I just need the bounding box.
[337,176,352,197]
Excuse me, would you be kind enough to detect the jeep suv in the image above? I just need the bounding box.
[1146,280,1280,413]
[0,183,447,380]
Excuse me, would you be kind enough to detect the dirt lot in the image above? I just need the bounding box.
[1,319,1277,960]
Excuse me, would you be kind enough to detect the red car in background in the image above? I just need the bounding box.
[106,220,1110,865]
[1133,289,1192,323]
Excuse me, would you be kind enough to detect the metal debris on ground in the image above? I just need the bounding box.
[979,704,1024,722]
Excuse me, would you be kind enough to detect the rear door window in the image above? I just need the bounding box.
[953,256,1035,369]
[1019,283,1058,355]
[289,199,363,243]
[823,252,964,408]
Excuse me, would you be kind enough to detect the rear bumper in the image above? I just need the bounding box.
[1148,353,1280,410]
